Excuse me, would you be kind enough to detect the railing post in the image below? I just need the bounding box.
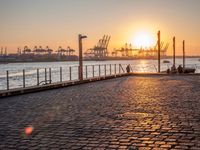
[23,69,25,88]
[104,65,106,76]
[110,64,112,75]
[69,66,72,81]
[92,65,94,77]
[119,64,121,74]
[85,66,88,79]
[60,67,62,82]
[49,68,51,84]
[6,70,9,90]
[99,65,101,77]
[45,68,47,84]
[115,64,117,75]
[37,69,39,86]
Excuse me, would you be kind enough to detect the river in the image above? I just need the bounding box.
[0,58,200,91]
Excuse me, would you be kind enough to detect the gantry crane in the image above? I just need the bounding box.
[84,35,111,58]
[23,46,32,54]
[113,42,169,57]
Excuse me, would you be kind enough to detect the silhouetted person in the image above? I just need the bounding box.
[167,68,170,74]
[171,65,177,74]
[177,65,183,74]
[126,64,131,73]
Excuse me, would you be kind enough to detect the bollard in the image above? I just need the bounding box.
[92,65,94,77]
[23,69,25,88]
[115,64,117,75]
[110,64,112,75]
[104,65,106,76]
[60,67,62,82]
[45,68,47,84]
[6,70,9,90]
[49,68,51,84]
[99,65,101,77]
[85,66,88,79]
[37,69,39,85]
[69,67,72,81]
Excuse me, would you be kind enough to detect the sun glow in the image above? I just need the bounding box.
[131,31,156,49]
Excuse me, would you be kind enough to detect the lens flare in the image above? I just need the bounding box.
[25,126,34,135]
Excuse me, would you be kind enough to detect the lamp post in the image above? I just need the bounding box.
[78,34,87,81]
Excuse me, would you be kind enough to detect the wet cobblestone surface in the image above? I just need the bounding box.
[0,75,200,150]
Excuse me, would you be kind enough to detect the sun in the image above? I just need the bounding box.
[131,31,156,49]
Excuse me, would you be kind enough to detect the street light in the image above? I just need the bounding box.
[78,34,87,81]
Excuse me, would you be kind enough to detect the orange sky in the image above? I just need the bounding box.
[0,0,200,56]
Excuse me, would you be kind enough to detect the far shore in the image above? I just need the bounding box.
[0,56,200,64]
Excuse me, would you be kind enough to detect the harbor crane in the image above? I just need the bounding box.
[84,35,111,58]
[33,46,44,55]
[46,46,53,55]
[23,46,32,54]
[0,47,7,56]
[0,47,3,56]
[57,46,75,56]
[112,41,169,57]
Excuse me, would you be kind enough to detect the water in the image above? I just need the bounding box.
[0,58,200,91]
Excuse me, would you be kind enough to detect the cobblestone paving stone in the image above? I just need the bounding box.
[0,75,200,150]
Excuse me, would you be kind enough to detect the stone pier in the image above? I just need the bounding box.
[0,75,200,149]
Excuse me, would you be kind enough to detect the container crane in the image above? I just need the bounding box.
[84,35,111,58]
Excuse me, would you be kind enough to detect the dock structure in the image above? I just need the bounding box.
[0,75,200,149]
[0,45,78,62]
[17,45,76,56]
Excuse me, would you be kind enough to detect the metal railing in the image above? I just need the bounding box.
[1,63,200,92]
[1,64,127,91]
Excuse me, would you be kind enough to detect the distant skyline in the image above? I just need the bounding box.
[0,0,200,55]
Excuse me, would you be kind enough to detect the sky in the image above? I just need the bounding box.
[0,0,200,55]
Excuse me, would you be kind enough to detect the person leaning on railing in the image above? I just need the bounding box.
[126,64,131,73]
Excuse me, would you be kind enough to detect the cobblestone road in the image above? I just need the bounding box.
[0,75,200,150]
